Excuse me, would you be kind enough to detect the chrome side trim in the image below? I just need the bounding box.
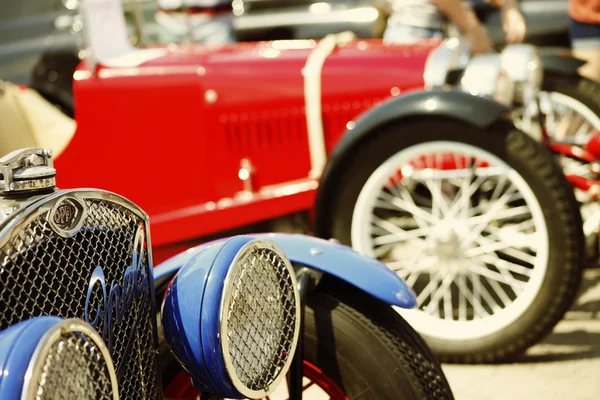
[500,44,542,104]
[423,38,470,89]
[461,53,515,105]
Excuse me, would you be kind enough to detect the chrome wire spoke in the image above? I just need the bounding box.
[395,258,437,287]
[352,141,549,340]
[474,271,504,313]
[375,191,437,227]
[466,204,530,227]
[468,263,527,292]
[470,271,488,319]
[489,174,509,202]
[455,275,472,321]
[371,217,429,248]
[464,239,518,258]
[461,186,519,248]
[423,178,450,218]
[415,270,444,308]
[575,120,592,138]
[472,236,535,282]
[478,253,534,278]
[466,223,537,258]
[472,261,513,307]
[442,278,453,320]
[372,226,433,245]
[405,166,505,180]
[373,243,396,258]
[480,226,538,264]
[424,272,456,315]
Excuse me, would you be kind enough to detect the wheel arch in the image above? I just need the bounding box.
[539,48,586,77]
[313,89,510,238]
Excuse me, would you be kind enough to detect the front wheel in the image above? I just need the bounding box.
[162,279,454,399]
[301,280,453,399]
[329,117,585,363]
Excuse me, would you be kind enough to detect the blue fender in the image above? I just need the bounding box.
[154,233,416,308]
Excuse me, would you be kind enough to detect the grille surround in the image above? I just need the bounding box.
[23,319,119,400]
[220,239,301,398]
[0,189,161,400]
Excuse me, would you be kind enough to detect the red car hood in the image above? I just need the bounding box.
[110,38,437,102]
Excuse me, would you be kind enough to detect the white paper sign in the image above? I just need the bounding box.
[80,0,134,70]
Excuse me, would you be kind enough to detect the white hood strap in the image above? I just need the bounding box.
[303,31,355,178]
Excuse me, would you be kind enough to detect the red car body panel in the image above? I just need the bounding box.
[54,39,436,259]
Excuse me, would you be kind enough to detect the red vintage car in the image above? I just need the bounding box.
[1,0,585,367]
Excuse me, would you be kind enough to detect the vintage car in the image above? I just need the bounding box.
[23,0,576,118]
[0,0,586,366]
[0,147,454,399]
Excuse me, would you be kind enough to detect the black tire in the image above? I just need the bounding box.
[542,71,600,116]
[304,278,454,399]
[159,277,455,399]
[328,117,585,363]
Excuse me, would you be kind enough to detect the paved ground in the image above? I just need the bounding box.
[443,269,600,400]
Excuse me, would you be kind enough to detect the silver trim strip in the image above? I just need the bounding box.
[303,31,355,178]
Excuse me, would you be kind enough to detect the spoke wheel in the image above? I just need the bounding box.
[352,141,549,340]
[514,72,600,249]
[327,118,585,362]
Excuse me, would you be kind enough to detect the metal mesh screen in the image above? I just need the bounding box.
[225,247,298,391]
[33,330,115,400]
[0,197,160,399]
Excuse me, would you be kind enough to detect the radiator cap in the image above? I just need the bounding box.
[0,148,56,194]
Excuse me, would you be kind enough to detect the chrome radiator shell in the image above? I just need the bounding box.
[0,189,161,400]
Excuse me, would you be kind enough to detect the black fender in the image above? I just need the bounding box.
[313,89,510,238]
[539,48,586,77]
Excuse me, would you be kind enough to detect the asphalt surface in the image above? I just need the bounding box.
[443,269,600,400]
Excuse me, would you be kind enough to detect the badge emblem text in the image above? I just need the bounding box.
[85,225,150,367]
[53,202,76,228]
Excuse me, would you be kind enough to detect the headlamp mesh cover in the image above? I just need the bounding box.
[26,320,118,400]
[222,241,300,395]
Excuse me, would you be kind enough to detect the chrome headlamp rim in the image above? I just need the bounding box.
[219,239,301,399]
[22,318,119,400]
[423,37,471,89]
[500,44,543,105]
[461,53,515,106]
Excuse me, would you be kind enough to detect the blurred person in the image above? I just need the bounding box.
[383,0,526,54]
[155,0,235,44]
[569,0,600,81]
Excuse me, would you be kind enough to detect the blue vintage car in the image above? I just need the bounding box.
[0,147,453,399]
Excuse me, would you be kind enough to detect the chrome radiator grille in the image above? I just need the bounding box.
[0,194,160,400]
[224,246,298,391]
[33,329,115,400]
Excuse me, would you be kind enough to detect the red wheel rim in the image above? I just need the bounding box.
[163,360,349,400]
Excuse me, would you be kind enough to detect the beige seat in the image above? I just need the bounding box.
[0,81,76,159]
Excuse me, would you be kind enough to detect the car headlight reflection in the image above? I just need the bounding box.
[500,44,543,105]
[461,53,515,106]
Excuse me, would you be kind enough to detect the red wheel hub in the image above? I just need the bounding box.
[163,360,349,400]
